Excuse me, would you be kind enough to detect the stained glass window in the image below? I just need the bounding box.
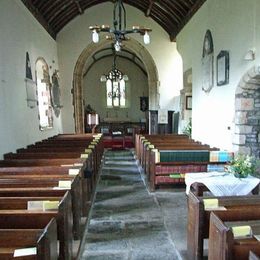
[105,69,126,108]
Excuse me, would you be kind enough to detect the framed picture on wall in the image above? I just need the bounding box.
[217,50,229,86]
[186,96,192,110]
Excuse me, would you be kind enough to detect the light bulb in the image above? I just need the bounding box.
[114,41,121,52]
[92,29,99,43]
[143,31,150,45]
[100,75,106,82]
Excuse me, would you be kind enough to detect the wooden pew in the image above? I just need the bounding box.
[135,134,189,161]
[0,175,74,187]
[50,133,95,139]
[148,149,210,191]
[135,134,232,191]
[0,217,58,260]
[0,212,60,259]
[250,251,260,260]
[23,138,101,189]
[0,158,83,167]
[0,166,76,175]
[0,166,92,217]
[0,163,93,221]
[0,174,82,241]
[25,135,102,179]
[0,196,62,209]
[17,147,87,153]
[208,209,260,260]
[4,152,83,159]
[0,133,103,258]
[187,192,260,260]
[0,191,72,260]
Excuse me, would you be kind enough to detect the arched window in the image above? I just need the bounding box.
[35,58,53,130]
[105,68,127,108]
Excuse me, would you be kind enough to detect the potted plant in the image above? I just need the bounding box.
[228,155,259,178]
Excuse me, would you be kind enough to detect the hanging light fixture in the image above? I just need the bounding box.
[89,0,152,51]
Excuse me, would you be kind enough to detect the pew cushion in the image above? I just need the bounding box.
[209,151,234,162]
[207,164,226,172]
[159,150,209,163]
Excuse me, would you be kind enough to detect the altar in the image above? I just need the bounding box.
[96,120,147,136]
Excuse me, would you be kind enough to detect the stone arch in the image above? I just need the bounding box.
[233,66,260,158]
[72,37,159,133]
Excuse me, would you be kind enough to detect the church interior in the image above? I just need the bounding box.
[1,0,260,259]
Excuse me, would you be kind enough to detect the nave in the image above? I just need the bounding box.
[78,149,187,260]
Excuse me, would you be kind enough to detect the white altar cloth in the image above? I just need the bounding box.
[185,172,260,196]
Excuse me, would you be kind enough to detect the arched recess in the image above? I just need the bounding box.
[72,37,159,133]
[233,66,260,158]
[35,57,53,130]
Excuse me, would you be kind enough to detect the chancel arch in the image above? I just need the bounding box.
[72,37,159,133]
[233,65,260,158]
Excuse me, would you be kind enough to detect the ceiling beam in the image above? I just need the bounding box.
[52,7,78,32]
[72,0,84,14]
[21,0,56,39]
[171,0,207,40]
[21,0,207,42]
[146,0,155,17]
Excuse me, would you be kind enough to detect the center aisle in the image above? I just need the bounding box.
[79,149,182,260]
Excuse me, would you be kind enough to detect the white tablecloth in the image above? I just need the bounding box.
[185,172,260,196]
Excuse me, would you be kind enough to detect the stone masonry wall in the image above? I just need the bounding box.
[233,66,260,158]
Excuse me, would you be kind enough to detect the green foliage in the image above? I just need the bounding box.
[229,154,259,178]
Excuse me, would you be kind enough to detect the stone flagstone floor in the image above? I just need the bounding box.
[78,149,187,260]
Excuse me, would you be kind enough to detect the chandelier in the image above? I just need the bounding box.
[89,0,151,51]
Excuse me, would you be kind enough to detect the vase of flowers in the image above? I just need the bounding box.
[229,155,257,178]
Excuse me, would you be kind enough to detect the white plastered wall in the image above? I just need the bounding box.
[0,0,62,158]
[177,0,260,150]
[57,2,183,132]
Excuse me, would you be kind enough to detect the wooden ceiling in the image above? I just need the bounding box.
[21,0,206,41]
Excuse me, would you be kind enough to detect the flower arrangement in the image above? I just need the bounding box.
[229,154,258,178]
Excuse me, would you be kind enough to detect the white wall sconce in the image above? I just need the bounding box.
[244,49,255,61]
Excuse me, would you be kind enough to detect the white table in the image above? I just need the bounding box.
[185,172,260,196]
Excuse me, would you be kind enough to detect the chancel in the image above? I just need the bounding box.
[1,0,260,259]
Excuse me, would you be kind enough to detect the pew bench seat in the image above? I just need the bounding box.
[0,222,57,260]
[209,209,260,260]
[187,191,260,260]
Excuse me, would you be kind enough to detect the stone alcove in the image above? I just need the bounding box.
[233,66,260,158]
